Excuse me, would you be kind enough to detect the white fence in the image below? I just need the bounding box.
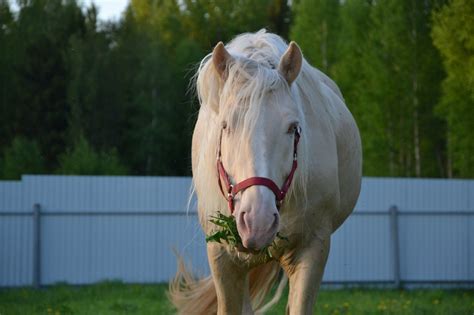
[0,175,473,288]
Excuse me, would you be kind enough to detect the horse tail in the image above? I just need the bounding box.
[169,257,285,315]
[168,255,217,315]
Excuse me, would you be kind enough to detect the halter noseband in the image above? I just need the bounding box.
[216,126,301,214]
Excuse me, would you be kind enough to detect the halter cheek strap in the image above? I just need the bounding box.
[217,128,301,213]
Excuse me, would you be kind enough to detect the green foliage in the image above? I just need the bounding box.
[206,212,242,246]
[364,0,445,178]
[432,0,474,177]
[57,136,127,175]
[295,0,446,177]
[0,0,471,178]
[119,6,195,175]
[206,212,288,260]
[181,0,291,47]
[291,0,340,73]
[0,1,15,152]
[6,0,86,169]
[2,137,45,180]
[331,0,385,176]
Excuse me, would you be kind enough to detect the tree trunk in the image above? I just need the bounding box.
[411,1,421,177]
[146,87,157,174]
[447,133,453,178]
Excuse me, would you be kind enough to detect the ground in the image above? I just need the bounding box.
[0,282,473,314]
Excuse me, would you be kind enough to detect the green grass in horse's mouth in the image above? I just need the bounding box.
[205,211,289,259]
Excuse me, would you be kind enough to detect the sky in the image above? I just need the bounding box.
[82,0,129,21]
[9,0,130,21]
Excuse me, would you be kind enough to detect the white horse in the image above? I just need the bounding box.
[170,30,362,315]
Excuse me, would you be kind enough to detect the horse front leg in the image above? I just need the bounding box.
[281,236,330,315]
[207,243,253,315]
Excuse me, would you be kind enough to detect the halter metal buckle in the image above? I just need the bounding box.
[227,184,234,200]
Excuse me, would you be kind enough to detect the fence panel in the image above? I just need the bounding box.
[0,175,473,287]
[399,214,471,282]
[324,213,393,283]
[0,181,32,286]
[40,213,206,284]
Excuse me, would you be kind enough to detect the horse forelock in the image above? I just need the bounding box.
[193,30,317,225]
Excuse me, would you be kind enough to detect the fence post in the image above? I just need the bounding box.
[389,205,401,289]
[32,203,41,289]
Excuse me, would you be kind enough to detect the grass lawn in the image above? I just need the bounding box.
[0,281,473,314]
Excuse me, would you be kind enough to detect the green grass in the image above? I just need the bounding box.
[0,282,473,314]
[0,282,172,315]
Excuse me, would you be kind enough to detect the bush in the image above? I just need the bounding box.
[57,136,128,175]
[2,137,45,179]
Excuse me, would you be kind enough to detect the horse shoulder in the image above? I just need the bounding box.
[321,85,362,231]
[314,68,344,103]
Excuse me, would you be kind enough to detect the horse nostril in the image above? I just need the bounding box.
[272,213,279,229]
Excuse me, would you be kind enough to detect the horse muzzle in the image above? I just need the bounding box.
[234,205,279,251]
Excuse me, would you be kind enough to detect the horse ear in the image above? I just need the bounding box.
[278,41,302,85]
[212,42,232,80]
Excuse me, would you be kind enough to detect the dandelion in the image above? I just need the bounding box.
[433,299,440,305]
[343,302,350,308]
[47,308,52,313]
[377,303,387,311]
[324,304,329,309]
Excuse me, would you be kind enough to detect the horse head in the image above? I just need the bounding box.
[211,40,303,251]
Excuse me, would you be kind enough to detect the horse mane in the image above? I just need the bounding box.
[193,29,331,229]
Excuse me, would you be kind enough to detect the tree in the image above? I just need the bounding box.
[290,0,340,73]
[181,0,291,48]
[329,0,445,177]
[432,0,474,178]
[112,2,197,175]
[331,0,391,176]
[57,135,127,175]
[7,0,86,170]
[2,0,465,179]
[2,137,45,179]
[0,1,16,152]
[67,5,130,157]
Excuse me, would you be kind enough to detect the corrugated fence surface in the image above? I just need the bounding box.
[0,175,473,287]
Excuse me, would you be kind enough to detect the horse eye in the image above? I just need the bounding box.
[287,122,298,134]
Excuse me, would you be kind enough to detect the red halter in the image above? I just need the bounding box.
[216,127,301,214]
